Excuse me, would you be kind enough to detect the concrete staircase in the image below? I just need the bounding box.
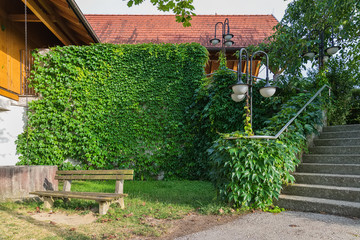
[277,124,360,217]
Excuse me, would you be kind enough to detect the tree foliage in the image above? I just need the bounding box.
[258,0,360,125]
[264,0,360,78]
[126,0,195,26]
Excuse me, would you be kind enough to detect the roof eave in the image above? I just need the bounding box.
[66,0,100,43]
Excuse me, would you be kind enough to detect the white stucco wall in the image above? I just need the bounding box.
[0,96,27,166]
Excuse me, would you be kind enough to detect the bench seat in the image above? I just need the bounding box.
[30,169,133,215]
[30,191,128,201]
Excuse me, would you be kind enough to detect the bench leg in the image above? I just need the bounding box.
[43,197,54,210]
[115,198,125,209]
[98,201,110,215]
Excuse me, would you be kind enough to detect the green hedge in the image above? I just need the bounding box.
[16,43,208,179]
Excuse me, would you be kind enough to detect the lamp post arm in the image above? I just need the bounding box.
[238,48,249,83]
[331,26,335,46]
[319,30,325,69]
[214,22,223,39]
[224,18,230,34]
[251,50,270,81]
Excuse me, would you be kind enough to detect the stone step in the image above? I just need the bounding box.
[323,124,360,132]
[314,138,360,146]
[302,154,360,164]
[318,130,360,139]
[276,194,360,217]
[309,146,360,154]
[281,184,360,202]
[296,163,360,175]
[293,172,360,188]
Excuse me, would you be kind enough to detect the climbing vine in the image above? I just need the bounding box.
[16,43,208,179]
[209,91,326,209]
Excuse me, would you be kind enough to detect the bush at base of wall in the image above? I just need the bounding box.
[16,43,208,179]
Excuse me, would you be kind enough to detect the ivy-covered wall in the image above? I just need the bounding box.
[16,43,208,179]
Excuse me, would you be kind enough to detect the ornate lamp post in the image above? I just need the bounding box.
[303,26,341,69]
[209,18,234,52]
[230,49,277,128]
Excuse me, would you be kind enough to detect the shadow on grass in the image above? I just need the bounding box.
[71,180,217,208]
[0,202,92,240]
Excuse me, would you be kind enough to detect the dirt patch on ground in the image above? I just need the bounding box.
[29,211,241,239]
[30,212,97,226]
[154,213,242,240]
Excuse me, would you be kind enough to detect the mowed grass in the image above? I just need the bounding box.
[0,180,240,240]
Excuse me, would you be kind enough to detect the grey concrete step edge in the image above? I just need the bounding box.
[275,194,360,217]
[323,124,360,132]
[281,183,360,202]
[319,131,360,139]
[302,154,360,164]
[293,172,360,188]
[296,163,360,175]
[309,146,360,154]
[314,138,360,146]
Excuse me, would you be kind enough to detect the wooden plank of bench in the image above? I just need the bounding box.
[55,175,133,180]
[30,191,127,201]
[56,170,134,175]
[32,191,128,197]
[31,191,127,197]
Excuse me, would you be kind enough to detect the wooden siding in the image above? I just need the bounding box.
[205,60,261,78]
[0,11,29,101]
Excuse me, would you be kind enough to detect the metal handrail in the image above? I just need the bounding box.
[226,84,331,140]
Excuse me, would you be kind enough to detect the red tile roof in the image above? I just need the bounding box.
[85,15,278,48]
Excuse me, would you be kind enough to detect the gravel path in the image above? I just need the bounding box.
[176,211,360,240]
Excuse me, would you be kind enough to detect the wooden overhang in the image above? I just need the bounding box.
[0,0,99,101]
[5,0,99,46]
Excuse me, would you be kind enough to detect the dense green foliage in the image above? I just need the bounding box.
[260,0,360,125]
[188,56,279,179]
[347,88,360,124]
[126,0,195,26]
[326,56,358,125]
[16,43,208,179]
[209,91,325,209]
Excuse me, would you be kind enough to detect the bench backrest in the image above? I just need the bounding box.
[55,170,134,181]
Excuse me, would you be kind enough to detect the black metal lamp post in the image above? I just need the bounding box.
[230,49,277,128]
[303,26,341,69]
[209,18,234,52]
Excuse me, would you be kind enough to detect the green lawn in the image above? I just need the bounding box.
[0,180,242,239]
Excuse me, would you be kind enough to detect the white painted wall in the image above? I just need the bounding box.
[0,96,27,166]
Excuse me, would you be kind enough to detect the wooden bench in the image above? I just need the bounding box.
[30,169,134,215]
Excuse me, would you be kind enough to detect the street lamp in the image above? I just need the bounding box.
[209,18,234,50]
[230,49,277,127]
[303,26,341,69]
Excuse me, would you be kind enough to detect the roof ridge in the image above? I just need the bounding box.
[84,14,276,17]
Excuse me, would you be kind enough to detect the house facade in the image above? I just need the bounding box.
[1,9,277,166]
[0,0,99,166]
